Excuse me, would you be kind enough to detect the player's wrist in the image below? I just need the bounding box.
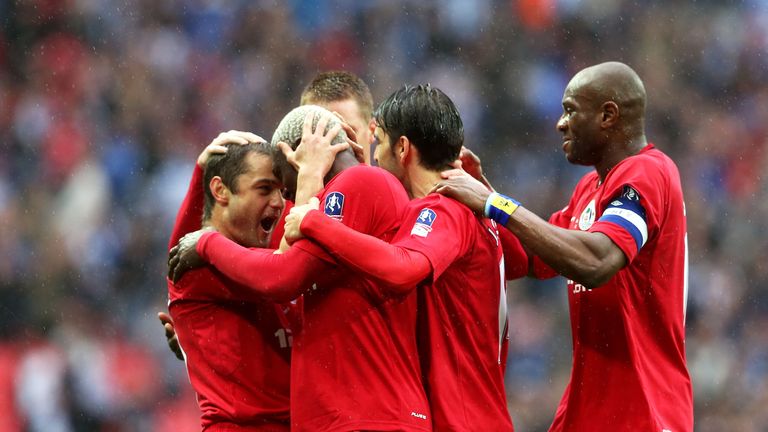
[297,166,327,180]
[484,192,520,226]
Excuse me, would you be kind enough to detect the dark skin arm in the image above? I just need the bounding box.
[157,312,184,361]
[168,228,211,282]
[432,171,626,288]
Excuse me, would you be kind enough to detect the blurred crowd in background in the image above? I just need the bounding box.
[0,0,766,430]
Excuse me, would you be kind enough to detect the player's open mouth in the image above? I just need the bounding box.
[260,216,277,233]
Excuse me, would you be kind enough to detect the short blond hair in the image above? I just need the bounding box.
[300,71,374,121]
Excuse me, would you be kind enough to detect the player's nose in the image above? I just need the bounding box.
[556,115,568,132]
[270,189,284,208]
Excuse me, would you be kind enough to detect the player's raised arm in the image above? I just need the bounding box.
[277,112,347,206]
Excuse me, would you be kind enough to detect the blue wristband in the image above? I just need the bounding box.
[484,192,520,226]
[484,193,496,218]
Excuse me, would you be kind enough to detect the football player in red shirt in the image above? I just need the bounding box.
[169,106,431,432]
[160,71,375,350]
[167,134,291,431]
[433,62,693,431]
[284,85,528,431]
[300,71,377,165]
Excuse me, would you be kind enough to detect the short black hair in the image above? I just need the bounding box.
[374,84,463,170]
[300,71,374,120]
[202,142,272,221]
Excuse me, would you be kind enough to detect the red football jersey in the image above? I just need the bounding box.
[168,277,292,432]
[545,145,693,431]
[167,165,291,431]
[393,194,514,431]
[288,165,431,432]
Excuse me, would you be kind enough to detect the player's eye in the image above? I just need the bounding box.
[257,186,275,195]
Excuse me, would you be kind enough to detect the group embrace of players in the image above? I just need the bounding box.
[163,63,694,432]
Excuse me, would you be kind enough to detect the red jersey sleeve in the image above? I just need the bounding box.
[298,209,431,293]
[589,149,661,263]
[292,165,408,263]
[196,231,332,303]
[392,194,472,282]
[168,164,204,250]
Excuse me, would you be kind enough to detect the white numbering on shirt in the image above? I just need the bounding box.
[274,328,293,348]
[569,279,592,294]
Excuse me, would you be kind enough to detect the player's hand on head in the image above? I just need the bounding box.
[331,111,358,144]
[458,146,483,180]
[197,130,266,166]
[431,174,491,215]
[440,168,468,180]
[329,111,364,163]
[282,112,348,176]
[284,197,320,244]
[454,146,497,191]
[168,228,213,283]
[157,312,184,361]
[348,140,365,164]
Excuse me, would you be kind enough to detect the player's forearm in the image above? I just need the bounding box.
[197,232,318,302]
[505,207,620,287]
[301,210,429,293]
[169,165,204,249]
[294,169,325,206]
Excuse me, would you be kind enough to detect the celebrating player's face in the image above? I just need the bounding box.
[373,126,404,181]
[224,152,284,248]
[556,83,604,166]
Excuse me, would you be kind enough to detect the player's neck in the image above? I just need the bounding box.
[326,151,360,183]
[206,212,231,239]
[408,167,442,199]
[595,134,647,181]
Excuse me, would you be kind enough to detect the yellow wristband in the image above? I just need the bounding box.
[490,193,519,216]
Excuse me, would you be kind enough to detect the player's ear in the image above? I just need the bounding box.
[397,136,410,164]
[210,176,231,206]
[601,101,619,128]
[367,119,376,144]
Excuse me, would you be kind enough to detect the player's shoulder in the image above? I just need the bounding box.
[168,267,225,302]
[616,144,676,176]
[337,164,394,180]
[605,144,680,191]
[414,193,475,221]
[330,164,402,190]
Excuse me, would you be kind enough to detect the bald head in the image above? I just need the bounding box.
[557,62,649,172]
[272,104,348,150]
[568,62,646,126]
